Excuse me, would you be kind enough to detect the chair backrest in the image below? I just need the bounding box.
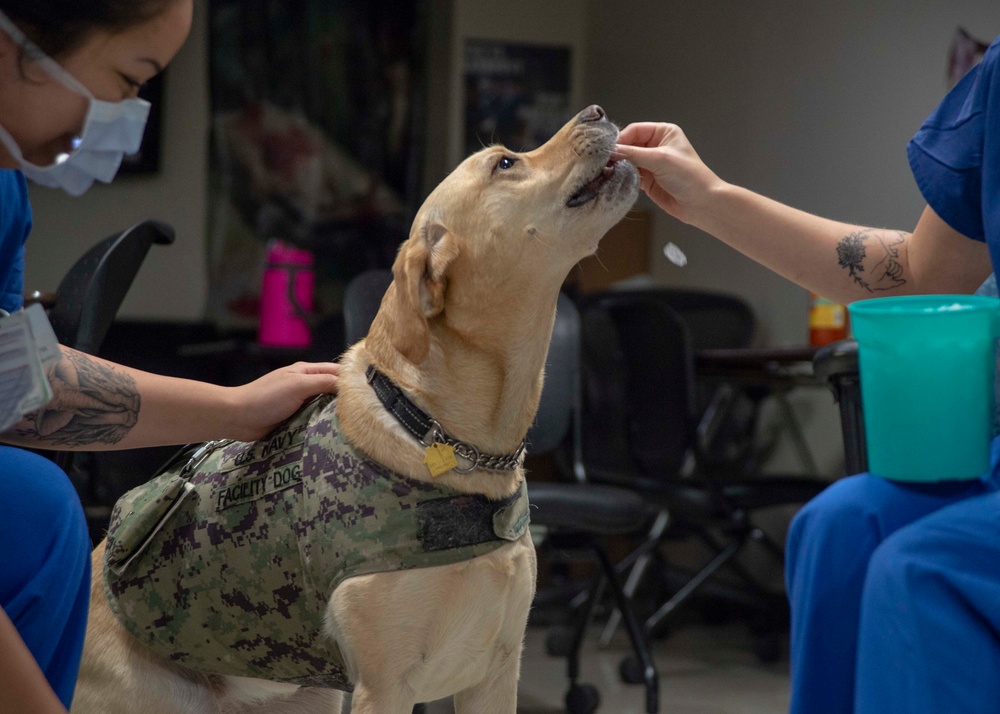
[578,291,698,483]
[526,292,581,456]
[50,220,175,355]
[40,220,173,482]
[614,287,762,473]
[343,269,393,347]
[611,287,756,350]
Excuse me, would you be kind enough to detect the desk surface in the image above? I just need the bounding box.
[695,345,826,474]
[695,345,819,372]
[695,345,819,369]
[695,345,823,388]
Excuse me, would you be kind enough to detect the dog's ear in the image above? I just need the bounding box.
[388,221,458,364]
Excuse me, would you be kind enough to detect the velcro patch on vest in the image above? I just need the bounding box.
[416,483,527,552]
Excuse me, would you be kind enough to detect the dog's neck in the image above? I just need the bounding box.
[336,286,559,500]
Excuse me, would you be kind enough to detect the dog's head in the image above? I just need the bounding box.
[382,105,639,364]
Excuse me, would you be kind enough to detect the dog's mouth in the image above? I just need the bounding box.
[566,155,624,208]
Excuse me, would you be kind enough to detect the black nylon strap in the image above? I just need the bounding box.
[366,364,435,443]
[365,364,526,472]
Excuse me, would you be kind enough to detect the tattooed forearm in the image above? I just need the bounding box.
[836,228,908,292]
[12,349,140,447]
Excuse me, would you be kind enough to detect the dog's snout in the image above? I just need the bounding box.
[577,105,606,123]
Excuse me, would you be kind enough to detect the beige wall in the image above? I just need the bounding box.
[23,1,210,322]
[583,0,999,345]
[580,1,998,476]
[21,2,1000,335]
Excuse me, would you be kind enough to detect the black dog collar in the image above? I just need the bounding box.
[366,364,526,473]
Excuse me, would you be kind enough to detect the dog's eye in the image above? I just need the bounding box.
[495,156,517,172]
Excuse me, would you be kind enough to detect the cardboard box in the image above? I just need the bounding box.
[567,209,651,293]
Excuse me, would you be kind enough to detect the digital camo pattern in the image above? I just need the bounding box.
[103,395,530,690]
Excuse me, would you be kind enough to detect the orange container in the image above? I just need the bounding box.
[809,292,848,346]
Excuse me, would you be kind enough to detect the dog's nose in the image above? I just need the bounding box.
[578,105,606,123]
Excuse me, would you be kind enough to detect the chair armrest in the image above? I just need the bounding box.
[812,339,867,475]
[812,338,858,382]
[23,290,56,310]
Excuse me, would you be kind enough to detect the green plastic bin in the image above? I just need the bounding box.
[849,295,1000,481]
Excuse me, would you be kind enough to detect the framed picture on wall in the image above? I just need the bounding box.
[463,39,572,156]
[118,72,165,176]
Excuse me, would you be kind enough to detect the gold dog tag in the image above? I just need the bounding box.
[424,443,458,477]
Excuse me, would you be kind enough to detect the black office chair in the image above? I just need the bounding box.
[342,271,658,714]
[527,293,659,714]
[574,291,829,677]
[342,268,393,345]
[611,287,776,476]
[32,220,175,536]
[594,287,776,644]
[47,220,176,355]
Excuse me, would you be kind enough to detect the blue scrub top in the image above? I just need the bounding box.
[907,35,1000,271]
[0,169,32,314]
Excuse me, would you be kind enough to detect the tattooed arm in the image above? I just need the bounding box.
[1,346,340,450]
[615,123,992,303]
[835,228,909,293]
[682,184,992,304]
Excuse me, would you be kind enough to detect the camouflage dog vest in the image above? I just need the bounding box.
[103,395,530,691]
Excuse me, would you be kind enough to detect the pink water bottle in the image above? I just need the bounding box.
[258,239,314,348]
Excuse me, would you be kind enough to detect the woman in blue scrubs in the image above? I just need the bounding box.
[615,35,1000,714]
[0,3,339,711]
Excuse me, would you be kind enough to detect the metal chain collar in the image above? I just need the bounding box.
[418,418,527,474]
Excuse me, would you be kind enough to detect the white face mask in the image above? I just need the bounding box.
[0,10,151,196]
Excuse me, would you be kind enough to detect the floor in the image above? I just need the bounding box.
[344,621,791,714]
[514,623,790,714]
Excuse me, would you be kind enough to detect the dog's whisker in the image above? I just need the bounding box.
[532,232,556,249]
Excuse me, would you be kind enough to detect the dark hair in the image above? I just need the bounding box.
[0,0,179,58]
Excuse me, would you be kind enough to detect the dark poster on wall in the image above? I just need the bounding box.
[118,72,164,175]
[207,0,428,329]
[463,39,572,156]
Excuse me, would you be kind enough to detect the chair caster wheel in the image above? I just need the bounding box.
[565,683,600,714]
[619,654,644,685]
[545,625,575,657]
[754,632,783,663]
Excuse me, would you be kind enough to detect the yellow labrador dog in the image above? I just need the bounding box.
[73,105,638,714]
